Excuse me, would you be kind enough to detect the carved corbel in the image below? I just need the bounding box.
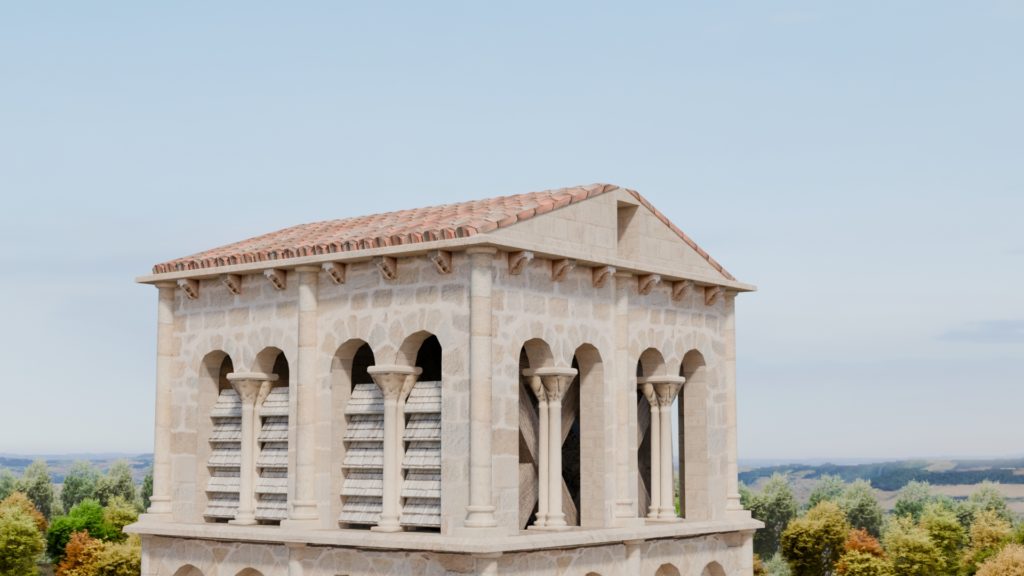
[592,265,616,289]
[323,262,347,284]
[704,285,723,306]
[637,274,661,295]
[177,278,199,300]
[551,259,576,282]
[428,250,453,274]
[376,256,398,281]
[508,251,534,276]
[671,280,692,302]
[264,268,287,290]
[222,274,242,296]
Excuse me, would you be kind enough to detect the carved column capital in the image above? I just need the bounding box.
[531,367,577,403]
[367,365,422,402]
[227,372,280,402]
[521,370,547,402]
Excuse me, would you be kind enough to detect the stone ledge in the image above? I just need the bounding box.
[126,518,763,555]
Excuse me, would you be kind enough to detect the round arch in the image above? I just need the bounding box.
[573,343,607,527]
[196,350,234,523]
[332,339,376,527]
[679,349,710,520]
[701,561,727,576]
[522,338,555,368]
[655,563,682,576]
[637,347,666,377]
[172,565,204,576]
[236,569,265,576]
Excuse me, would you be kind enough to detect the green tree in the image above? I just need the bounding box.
[0,471,15,501]
[140,469,153,512]
[967,483,1012,523]
[892,481,933,522]
[765,554,793,576]
[16,460,55,520]
[93,463,136,508]
[976,544,1024,576]
[0,497,45,576]
[882,515,946,576]
[808,475,846,509]
[781,501,850,576]
[101,497,138,541]
[962,510,1013,576]
[94,534,141,576]
[61,462,100,513]
[0,492,47,533]
[750,474,799,558]
[919,501,965,573]
[840,480,884,537]
[46,500,114,562]
[835,551,893,576]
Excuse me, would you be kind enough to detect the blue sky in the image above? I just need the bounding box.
[1,2,1020,459]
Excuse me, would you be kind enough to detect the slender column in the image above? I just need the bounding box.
[286,266,320,525]
[524,372,548,528]
[465,247,498,528]
[538,367,576,530]
[227,372,278,525]
[146,282,176,517]
[647,392,661,519]
[724,291,743,512]
[613,272,634,519]
[368,365,420,533]
[655,380,684,520]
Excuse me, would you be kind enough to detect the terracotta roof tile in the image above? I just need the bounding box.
[152,183,735,281]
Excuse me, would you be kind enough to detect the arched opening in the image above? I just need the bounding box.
[172,565,204,576]
[236,569,265,576]
[635,348,665,519]
[517,339,552,529]
[202,352,238,522]
[244,348,290,525]
[701,561,726,576]
[680,350,710,521]
[573,344,606,528]
[655,563,682,576]
[401,333,442,531]
[338,342,380,528]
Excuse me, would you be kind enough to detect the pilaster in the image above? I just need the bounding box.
[465,247,498,528]
[145,282,176,518]
[724,291,744,514]
[283,266,320,527]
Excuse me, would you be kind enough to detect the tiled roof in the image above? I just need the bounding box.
[152,183,735,281]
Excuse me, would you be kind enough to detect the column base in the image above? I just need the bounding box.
[464,505,498,528]
[371,516,403,533]
[229,514,257,526]
[145,498,173,517]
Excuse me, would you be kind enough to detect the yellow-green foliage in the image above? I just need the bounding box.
[101,497,137,541]
[882,516,945,576]
[781,501,850,576]
[835,550,893,576]
[0,500,45,576]
[919,502,965,572]
[976,544,1024,576]
[963,510,1014,575]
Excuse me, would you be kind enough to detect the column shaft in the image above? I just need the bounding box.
[546,395,566,527]
[378,395,401,531]
[648,404,661,519]
[536,398,549,527]
[659,403,675,518]
[147,283,175,516]
[465,248,497,527]
[229,378,271,525]
[288,267,319,524]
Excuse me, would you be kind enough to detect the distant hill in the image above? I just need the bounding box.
[740,457,1024,492]
[0,453,153,484]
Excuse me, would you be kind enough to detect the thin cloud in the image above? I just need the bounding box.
[940,320,1024,343]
